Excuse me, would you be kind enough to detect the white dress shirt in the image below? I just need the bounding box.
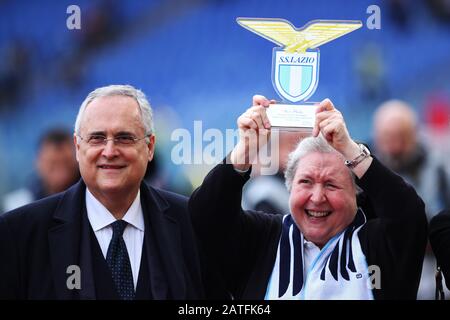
[86,188,145,290]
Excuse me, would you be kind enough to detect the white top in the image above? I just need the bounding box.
[265,214,373,300]
[303,239,321,273]
[85,188,145,290]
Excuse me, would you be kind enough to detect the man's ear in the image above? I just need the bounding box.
[147,134,156,162]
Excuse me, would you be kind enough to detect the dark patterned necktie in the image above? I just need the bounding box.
[106,220,135,300]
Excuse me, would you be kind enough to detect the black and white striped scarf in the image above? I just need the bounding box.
[265,209,374,299]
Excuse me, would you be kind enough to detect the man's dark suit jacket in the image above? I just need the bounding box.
[0,180,204,299]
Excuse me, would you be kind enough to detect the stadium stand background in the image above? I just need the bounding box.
[0,0,449,196]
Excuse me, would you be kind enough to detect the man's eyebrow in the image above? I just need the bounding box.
[297,173,312,179]
[86,131,106,136]
[115,131,136,136]
[324,178,339,184]
[85,131,136,136]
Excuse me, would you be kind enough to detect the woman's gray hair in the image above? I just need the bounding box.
[284,135,358,193]
[74,84,154,137]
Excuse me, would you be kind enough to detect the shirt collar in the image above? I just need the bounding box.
[303,238,320,251]
[85,188,145,232]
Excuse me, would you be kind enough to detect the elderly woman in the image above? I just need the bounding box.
[190,96,427,300]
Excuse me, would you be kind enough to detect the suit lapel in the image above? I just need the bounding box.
[140,183,186,299]
[78,204,96,300]
[48,180,187,300]
[48,181,96,300]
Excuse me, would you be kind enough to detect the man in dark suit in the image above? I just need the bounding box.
[0,84,204,299]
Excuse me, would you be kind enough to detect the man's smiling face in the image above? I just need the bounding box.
[75,95,154,199]
[289,152,357,248]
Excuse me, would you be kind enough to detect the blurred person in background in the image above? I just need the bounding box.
[0,39,32,110]
[242,131,305,215]
[1,128,80,213]
[373,99,450,220]
[354,42,387,102]
[373,99,450,299]
[144,152,193,197]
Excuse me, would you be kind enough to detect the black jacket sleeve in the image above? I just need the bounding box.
[189,161,281,297]
[430,210,450,290]
[357,157,428,299]
[0,215,20,299]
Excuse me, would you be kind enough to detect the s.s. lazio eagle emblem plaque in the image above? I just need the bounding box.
[237,18,362,129]
[273,49,318,103]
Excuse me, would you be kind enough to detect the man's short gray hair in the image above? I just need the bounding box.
[74,84,154,137]
[284,135,357,192]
